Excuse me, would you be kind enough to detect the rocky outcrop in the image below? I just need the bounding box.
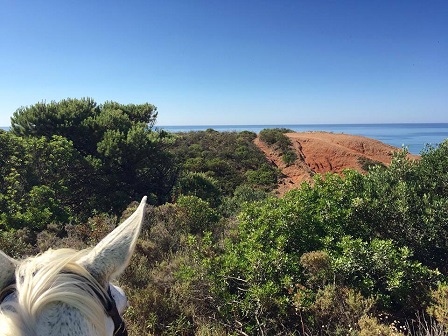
[254,131,419,196]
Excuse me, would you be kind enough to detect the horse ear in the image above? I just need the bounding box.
[80,196,147,284]
[0,251,17,289]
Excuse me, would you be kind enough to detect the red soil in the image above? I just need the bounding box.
[254,131,419,196]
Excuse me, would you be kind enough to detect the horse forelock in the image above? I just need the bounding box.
[0,248,111,336]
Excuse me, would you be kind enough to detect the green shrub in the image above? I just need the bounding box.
[358,316,403,336]
[332,236,440,313]
[358,156,386,172]
[428,283,448,328]
[173,171,222,207]
[220,184,271,217]
[259,128,293,149]
[306,285,376,335]
[0,229,35,258]
[171,130,275,196]
[245,163,279,189]
[282,149,298,166]
[176,195,220,234]
[300,251,332,289]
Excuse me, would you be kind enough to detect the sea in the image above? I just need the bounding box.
[2,123,448,155]
[155,123,448,155]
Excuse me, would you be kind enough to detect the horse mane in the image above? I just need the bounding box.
[0,248,109,336]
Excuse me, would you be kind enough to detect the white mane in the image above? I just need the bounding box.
[0,196,147,336]
[1,249,108,336]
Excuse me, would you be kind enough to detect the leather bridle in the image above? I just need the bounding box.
[104,285,128,336]
[0,281,127,336]
[0,281,15,303]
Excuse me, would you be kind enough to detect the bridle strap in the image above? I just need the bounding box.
[106,286,128,336]
[0,283,16,303]
[0,282,127,336]
[77,279,128,336]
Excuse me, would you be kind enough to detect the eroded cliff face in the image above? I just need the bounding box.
[254,131,419,196]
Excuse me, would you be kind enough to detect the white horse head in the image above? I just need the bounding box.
[0,196,146,336]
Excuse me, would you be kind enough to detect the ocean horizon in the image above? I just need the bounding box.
[2,123,448,155]
[155,123,448,155]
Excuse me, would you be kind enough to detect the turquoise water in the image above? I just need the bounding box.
[157,123,448,155]
[3,124,447,155]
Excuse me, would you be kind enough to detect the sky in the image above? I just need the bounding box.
[0,1,447,126]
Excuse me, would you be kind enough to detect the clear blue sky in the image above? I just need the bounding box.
[1,0,447,126]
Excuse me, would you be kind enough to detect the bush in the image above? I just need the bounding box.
[245,163,279,190]
[428,283,448,328]
[332,236,440,313]
[259,128,293,150]
[176,195,220,235]
[0,229,35,258]
[358,156,386,172]
[358,316,404,336]
[306,285,376,335]
[173,171,222,207]
[170,130,276,196]
[300,251,332,289]
[220,184,271,217]
[282,149,298,166]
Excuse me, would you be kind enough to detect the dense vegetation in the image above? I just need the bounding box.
[259,128,298,166]
[1,98,448,335]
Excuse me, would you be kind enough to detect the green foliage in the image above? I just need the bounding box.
[348,146,448,271]
[259,128,298,166]
[428,283,448,329]
[8,98,177,215]
[171,130,278,196]
[2,107,448,335]
[332,236,440,313]
[282,149,298,166]
[206,173,361,333]
[203,142,448,334]
[11,98,157,155]
[305,285,376,335]
[176,195,220,234]
[245,163,279,189]
[259,128,294,151]
[358,156,386,172]
[0,132,84,230]
[209,193,328,333]
[220,184,271,217]
[173,171,222,207]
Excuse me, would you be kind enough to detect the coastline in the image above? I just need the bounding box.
[156,123,448,155]
[3,123,447,155]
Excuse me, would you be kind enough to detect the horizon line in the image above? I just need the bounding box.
[155,122,448,127]
[2,122,448,129]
